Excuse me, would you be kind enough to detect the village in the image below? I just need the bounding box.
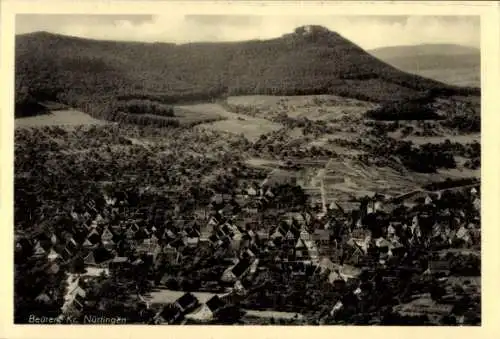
[15,167,481,325]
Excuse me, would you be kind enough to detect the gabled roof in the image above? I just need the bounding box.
[176,292,199,312]
[73,293,86,307]
[47,248,60,260]
[92,247,114,264]
[206,295,226,312]
[231,258,252,278]
[60,247,74,261]
[112,256,128,263]
[187,228,201,238]
[87,231,101,245]
[295,238,306,249]
[33,241,47,256]
[159,304,182,322]
[84,251,96,265]
[35,292,51,303]
[209,234,220,243]
[66,237,78,251]
[169,237,186,249]
[375,237,391,248]
[101,227,114,240]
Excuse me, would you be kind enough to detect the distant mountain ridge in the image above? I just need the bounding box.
[369,44,480,87]
[15,28,479,119]
[369,44,479,59]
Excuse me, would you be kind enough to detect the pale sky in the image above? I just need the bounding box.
[15,14,480,50]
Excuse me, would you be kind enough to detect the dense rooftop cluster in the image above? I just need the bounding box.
[15,124,480,325]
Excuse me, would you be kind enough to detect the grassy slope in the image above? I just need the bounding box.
[15,29,479,120]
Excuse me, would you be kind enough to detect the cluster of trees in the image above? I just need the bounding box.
[250,129,336,160]
[441,114,480,133]
[272,114,338,137]
[464,157,480,170]
[15,87,50,118]
[113,111,181,128]
[116,99,175,117]
[14,254,67,323]
[340,136,458,173]
[424,178,479,191]
[365,99,443,121]
[14,125,251,229]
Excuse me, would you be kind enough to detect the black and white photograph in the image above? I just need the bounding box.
[7,3,491,329]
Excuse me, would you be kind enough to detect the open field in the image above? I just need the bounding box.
[15,109,106,128]
[172,106,226,126]
[148,289,225,305]
[226,95,376,121]
[188,103,282,141]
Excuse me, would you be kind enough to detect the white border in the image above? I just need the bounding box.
[1,1,499,339]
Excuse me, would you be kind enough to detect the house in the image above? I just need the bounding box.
[47,248,61,262]
[343,240,365,266]
[108,257,129,270]
[256,230,269,241]
[155,304,182,324]
[326,268,347,284]
[82,238,95,249]
[101,227,114,242]
[470,187,478,196]
[43,260,60,275]
[427,260,451,275]
[60,247,75,263]
[86,229,101,245]
[35,292,52,304]
[104,195,117,206]
[71,211,79,220]
[246,186,258,197]
[84,251,97,266]
[330,300,344,317]
[66,237,79,253]
[92,247,115,267]
[15,236,32,255]
[33,241,47,257]
[50,233,58,245]
[455,225,472,245]
[208,234,221,246]
[150,234,159,246]
[174,293,200,314]
[473,197,481,212]
[62,277,86,315]
[221,258,252,283]
[185,295,227,322]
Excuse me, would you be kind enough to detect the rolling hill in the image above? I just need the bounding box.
[369,44,480,87]
[15,26,479,120]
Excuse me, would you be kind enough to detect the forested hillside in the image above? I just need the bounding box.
[15,27,479,121]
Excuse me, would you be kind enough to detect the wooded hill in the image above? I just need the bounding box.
[15,26,480,120]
